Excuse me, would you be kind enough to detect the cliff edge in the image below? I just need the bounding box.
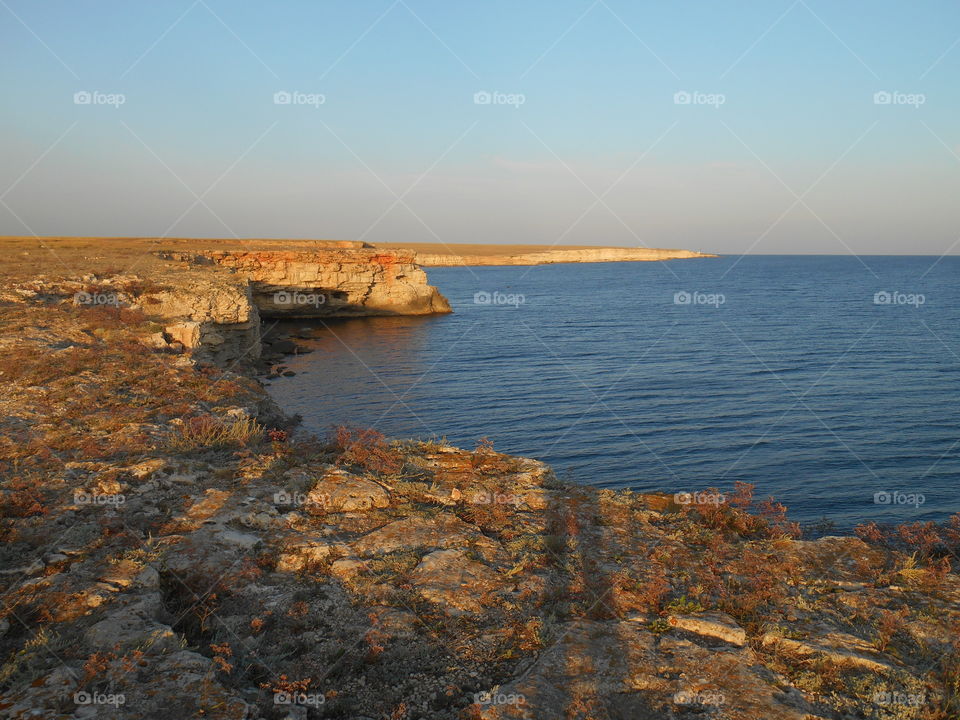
[157,248,452,318]
[398,246,716,267]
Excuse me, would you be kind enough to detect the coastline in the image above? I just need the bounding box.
[375,243,718,267]
[0,238,957,719]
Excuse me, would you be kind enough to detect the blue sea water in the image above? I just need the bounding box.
[265,255,960,530]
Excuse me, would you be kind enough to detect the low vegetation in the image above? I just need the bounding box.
[0,255,957,719]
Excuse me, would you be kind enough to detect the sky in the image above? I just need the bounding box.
[1,0,959,254]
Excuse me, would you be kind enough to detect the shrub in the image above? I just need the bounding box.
[855,515,959,571]
[634,563,671,613]
[873,606,909,652]
[167,414,263,451]
[330,425,402,475]
[688,482,800,540]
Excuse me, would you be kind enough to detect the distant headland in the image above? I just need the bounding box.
[375,242,717,266]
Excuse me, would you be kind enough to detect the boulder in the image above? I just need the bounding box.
[276,539,346,573]
[667,612,747,647]
[306,469,390,513]
[215,529,262,550]
[85,606,178,654]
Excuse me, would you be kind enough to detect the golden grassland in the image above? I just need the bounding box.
[0,236,659,282]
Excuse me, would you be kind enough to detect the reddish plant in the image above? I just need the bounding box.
[330,425,402,475]
[854,516,959,567]
[210,643,233,674]
[635,563,671,613]
[260,674,311,695]
[82,651,116,684]
[855,520,884,544]
[0,477,46,518]
[267,428,288,443]
[719,547,789,623]
[690,483,799,539]
[874,606,909,651]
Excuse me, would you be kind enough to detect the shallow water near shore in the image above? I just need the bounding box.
[265,255,960,530]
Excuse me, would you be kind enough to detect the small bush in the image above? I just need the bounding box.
[167,414,263,452]
[855,515,959,572]
[330,425,402,475]
[688,482,801,540]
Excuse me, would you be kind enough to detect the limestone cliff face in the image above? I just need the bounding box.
[163,249,451,318]
[143,248,450,365]
[416,247,716,266]
[140,269,262,366]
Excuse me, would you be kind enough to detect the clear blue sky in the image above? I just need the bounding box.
[2,0,959,253]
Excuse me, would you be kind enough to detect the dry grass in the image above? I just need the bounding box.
[167,414,264,452]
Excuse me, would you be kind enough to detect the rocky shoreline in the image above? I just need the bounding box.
[411,247,717,267]
[0,243,958,719]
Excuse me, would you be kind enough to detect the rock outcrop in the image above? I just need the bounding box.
[143,272,262,366]
[415,246,716,266]
[157,248,451,317]
[125,246,451,364]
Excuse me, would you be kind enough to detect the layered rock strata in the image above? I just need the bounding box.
[157,249,451,318]
[144,248,450,364]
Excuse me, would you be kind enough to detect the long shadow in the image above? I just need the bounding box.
[503,481,664,720]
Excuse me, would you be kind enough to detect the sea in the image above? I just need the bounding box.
[264,255,960,530]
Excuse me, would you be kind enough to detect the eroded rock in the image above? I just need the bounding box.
[351,513,498,558]
[306,469,391,512]
[667,611,747,647]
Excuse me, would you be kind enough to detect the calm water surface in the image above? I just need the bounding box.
[266,256,960,529]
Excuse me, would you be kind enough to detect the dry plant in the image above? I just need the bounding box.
[167,414,264,452]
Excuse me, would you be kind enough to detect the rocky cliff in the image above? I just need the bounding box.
[158,248,451,318]
[138,248,450,365]
[145,271,263,367]
[415,247,716,266]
